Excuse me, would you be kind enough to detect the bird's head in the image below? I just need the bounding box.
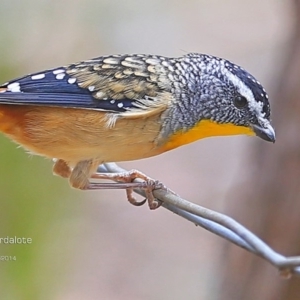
[171,53,275,144]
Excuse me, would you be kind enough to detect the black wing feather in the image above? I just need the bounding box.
[0,68,136,112]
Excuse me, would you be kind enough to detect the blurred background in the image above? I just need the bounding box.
[0,0,299,299]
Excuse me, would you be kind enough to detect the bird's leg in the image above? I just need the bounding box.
[90,169,163,209]
[52,159,72,178]
[53,159,163,209]
[68,160,99,189]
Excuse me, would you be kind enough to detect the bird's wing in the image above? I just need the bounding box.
[0,54,176,118]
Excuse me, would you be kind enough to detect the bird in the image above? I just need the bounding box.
[0,53,275,209]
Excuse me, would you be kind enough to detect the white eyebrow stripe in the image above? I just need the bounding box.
[222,67,265,118]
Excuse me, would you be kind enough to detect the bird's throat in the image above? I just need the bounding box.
[162,119,254,151]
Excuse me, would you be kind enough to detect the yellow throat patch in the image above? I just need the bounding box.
[162,119,254,151]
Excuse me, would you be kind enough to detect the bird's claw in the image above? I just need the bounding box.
[122,174,162,209]
[90,169,163,209]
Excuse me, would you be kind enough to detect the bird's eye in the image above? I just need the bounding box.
[234,96,248,109]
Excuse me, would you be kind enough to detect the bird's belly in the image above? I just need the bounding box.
[0,105,164,162]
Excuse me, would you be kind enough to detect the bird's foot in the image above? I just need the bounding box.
[89,169,163,209]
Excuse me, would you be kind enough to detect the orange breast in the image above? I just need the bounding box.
[0,105,255,164]
[161,119,254,151]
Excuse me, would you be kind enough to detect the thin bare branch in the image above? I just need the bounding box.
[96,163,300,277]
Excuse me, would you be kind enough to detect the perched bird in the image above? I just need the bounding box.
[0,53,275,208]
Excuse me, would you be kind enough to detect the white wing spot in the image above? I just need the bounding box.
[56,73,65,80]
[88,86,95,92]
[96,91,105,98]
[7,82,21,92]
[68,78,77,84]
[53,69,65,75]
[31,73,45,80]
[117,102,124,108]
[110,100,115,104]
[10,86,21,92]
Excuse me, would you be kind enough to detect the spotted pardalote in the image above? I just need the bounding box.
[0,53,275,208]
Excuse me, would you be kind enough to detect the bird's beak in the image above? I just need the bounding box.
[251,122,275,143]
